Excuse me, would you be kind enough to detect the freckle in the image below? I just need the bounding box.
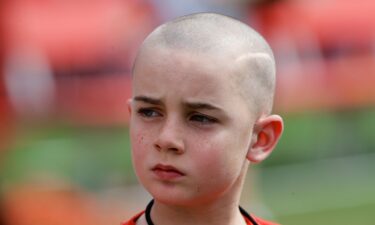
[137,134,144,144]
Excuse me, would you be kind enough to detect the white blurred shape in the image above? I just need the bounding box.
[4,47,55,118]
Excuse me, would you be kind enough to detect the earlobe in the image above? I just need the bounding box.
[247,115,283,163]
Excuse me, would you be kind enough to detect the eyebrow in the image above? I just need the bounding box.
[134,96,163,105]
[133,95,223,111]
[184,101,222,111]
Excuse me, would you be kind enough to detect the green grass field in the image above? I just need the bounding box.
[278,203,375,225]
[2,109,374,224]
[260,153,375,224]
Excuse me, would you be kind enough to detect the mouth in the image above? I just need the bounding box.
[152,164,185,180]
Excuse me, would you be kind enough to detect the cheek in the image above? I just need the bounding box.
[135,132,145,146]
[190,130,249,177]
[130,119,151,148]
[130,126,151,166]
[190,136,234,175]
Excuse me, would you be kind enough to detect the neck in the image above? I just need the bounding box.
[151,199,246,225]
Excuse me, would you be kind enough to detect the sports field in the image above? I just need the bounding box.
[1,109,374,224]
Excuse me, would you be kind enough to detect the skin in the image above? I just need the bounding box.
[127,13,283,225]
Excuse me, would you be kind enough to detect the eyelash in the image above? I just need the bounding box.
[137,108,162,118]
[136,107,218,125]
[189,113,218,124]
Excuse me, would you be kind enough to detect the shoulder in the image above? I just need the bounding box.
[121,211,144,225]
[251,215,281,225]
[241,206,280,225]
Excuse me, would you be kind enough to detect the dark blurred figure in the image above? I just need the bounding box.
[0,196,5,225]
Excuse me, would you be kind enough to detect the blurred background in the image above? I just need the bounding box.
[0,0,374,224]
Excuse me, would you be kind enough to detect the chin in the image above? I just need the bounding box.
[148,187,199,207]
[151,188,220,207]
[151,189,187,205]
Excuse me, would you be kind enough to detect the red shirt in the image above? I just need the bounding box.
[122,211,280,225]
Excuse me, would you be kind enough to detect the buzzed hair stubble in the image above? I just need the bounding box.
[133,13,276,117]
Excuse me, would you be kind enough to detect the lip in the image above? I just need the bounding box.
[152,164,185,180]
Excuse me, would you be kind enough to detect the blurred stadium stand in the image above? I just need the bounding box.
[249,0,375,112]
[2,0,157,126]
[0,0,374,225]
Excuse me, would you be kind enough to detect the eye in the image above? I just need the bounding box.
[137,108,162,118]
[189,113,218,124]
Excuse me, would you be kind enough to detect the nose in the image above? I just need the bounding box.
[154,118,185,154]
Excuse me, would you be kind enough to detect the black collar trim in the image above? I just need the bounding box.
[239,205,259,225]
[145,200,259,225]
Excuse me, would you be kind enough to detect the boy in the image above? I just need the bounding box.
[124,13,284,225]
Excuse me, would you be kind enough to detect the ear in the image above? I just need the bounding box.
[247,115,284,163]
[127,99,133,116]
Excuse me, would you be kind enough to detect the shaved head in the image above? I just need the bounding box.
[133,13,276,116]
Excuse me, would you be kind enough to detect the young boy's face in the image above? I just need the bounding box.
[129,47,257,206]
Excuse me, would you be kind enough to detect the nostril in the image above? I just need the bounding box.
[153,141,184,154]
[169,147,179,152]
[154,143,162,151]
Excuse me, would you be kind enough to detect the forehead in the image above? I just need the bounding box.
[133,47,240,99]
